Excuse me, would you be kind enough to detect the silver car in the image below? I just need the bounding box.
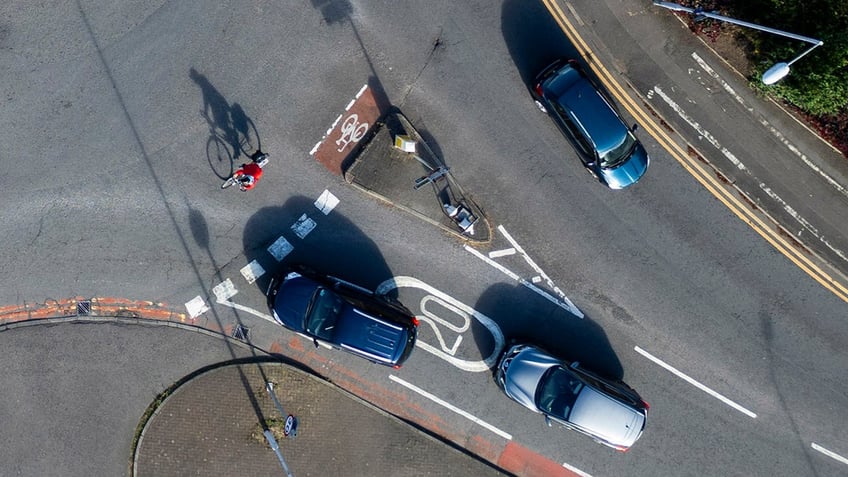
[496,344,648,451]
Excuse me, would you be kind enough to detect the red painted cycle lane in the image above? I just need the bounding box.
[310,83,383,175]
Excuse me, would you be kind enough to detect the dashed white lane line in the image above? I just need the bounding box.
[314,189,339,215]
[389,375,512,440]
[634,346,757,418]
[690,52,848,199]
[193,188,342,319]
[291,213,316,239]
[649,86,745,171]
[310,84,369,155]
[268,236,294,261]
[812,442,848,466]
[648,83,848,264]
[185,295,210,318]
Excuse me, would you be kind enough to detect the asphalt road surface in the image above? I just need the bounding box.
[1,1,846,476]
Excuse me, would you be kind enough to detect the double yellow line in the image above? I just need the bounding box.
[542,0,848,303]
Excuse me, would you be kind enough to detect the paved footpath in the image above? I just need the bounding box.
[134,362,508,477]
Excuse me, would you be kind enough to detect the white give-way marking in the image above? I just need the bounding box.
[634,346,757,418]
[389,375,512,440]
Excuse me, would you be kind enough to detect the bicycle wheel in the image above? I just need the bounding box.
[232,108,261,157]
[208,135,234,179]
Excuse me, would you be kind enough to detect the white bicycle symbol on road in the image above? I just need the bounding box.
[335,113,369,152]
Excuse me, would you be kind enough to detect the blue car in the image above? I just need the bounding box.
[532,59,650,189]
[268,266,418,368]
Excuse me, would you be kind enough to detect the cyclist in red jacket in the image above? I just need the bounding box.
[234,150,268,191]
[235,162,263,190]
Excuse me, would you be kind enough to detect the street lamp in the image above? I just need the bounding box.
[653,1,823,85]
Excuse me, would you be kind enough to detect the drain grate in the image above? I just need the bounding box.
[232,324,249,341]
[77,300,91,316]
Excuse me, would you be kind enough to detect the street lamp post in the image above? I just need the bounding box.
[652,1,823,84]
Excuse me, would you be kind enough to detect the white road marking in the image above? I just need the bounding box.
[497,225,583,317]
[240,260,265,284]
[389,375,512,440]
[216,299,278,324]
[291,213,316,239]
[653,79,848,263]
[354,83,368,99]
[419,295,467,356]
[314,189,339,215]
[335,113,369,152]
[812,442,848,466]
[212,279,238,302]
[267,236,294,261]
[634,346,757,418]
[690,52,848,198]
[311,84,369,155]
[185,296,209,318]
[562,462,593,477]
[464,245,583,318]
[377,276,504,372]
[488,248,516,258]
[564,2,584,26]
[651,86,746,171]
[327,113,343,137]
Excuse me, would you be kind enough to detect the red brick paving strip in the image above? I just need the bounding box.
[498,441,579,477]
[0,297,187,326]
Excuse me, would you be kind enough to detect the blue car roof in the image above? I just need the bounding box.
[554,79,628,156]
[273,273,412,365]
[334,308,408,363]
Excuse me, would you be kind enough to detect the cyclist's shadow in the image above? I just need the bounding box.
[189,67,263,180]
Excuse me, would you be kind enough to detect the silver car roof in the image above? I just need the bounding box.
[569,385,645,447]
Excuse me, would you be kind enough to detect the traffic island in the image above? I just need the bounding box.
[344,110,491,243]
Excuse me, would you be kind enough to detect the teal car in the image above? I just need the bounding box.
[531,59,650,189]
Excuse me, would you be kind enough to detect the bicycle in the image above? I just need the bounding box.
[222,151,270,190]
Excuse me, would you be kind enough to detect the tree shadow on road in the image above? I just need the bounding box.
[502,0,580,87]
